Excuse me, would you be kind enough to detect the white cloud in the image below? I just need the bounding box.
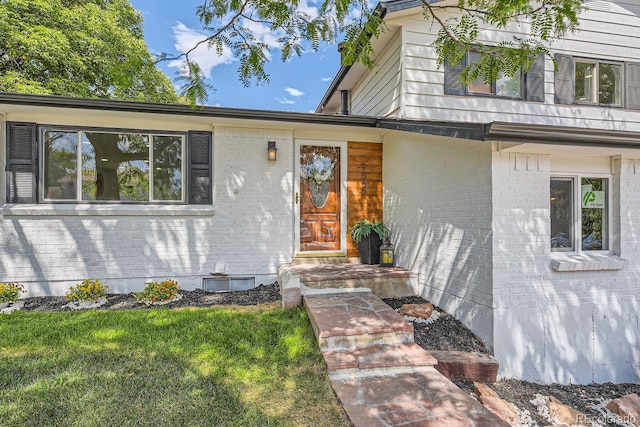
[296,0,319,18]
[349,8,362,21]
[243,20,280,54]
[276,98,296,105]
[285,87,305,97]
[321,77,332,82]
[168,22,236,78]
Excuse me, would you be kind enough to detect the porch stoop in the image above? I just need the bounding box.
[279,258,416,308]
[304,292,509,427]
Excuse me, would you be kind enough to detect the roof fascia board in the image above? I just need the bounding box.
[0,92,378,128]
[486,122,640,149]
[5,93,640,150]
[378,118,488,140]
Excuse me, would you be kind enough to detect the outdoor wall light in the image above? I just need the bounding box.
[267,141,277,161]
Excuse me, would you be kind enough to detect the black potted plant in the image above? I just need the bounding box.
[350,219,389,264]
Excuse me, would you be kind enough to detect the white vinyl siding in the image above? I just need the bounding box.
[350,32,402,117]
[385,1,640,132]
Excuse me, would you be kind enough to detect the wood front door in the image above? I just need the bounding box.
[299,144,342,252]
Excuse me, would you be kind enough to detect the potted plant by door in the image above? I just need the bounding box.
[350,219,389,264]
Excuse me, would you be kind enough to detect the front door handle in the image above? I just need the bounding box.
[300,219,305,224]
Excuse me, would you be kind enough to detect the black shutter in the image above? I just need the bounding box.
[187,131,212,204]
[625,62,640,110]
[444,55,467,95]
[6,122,37,203]
[526,53,545,102]
[554,53,574,104]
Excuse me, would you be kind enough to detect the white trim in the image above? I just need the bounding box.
[573,58,624,107]
[0,204,214,217]
[294,139,348,256]
[550,173,613,254]
[551,252,627,271]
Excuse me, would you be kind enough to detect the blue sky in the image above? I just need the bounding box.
[129,0,341,112]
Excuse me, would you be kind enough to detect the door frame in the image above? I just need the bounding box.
[294,139,348,256]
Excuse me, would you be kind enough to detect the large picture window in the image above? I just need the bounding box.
[550,176,609,252]
[42,130,184,202]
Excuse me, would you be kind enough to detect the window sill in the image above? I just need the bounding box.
[0,204,215,217]
[551,253,627,271]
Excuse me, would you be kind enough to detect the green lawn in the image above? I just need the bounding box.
[0,303,349,426]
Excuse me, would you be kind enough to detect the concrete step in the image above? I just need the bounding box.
[279,262,416,305]
[430,350,499,383]
[303,290,509,427]
[331,368,510,427]
[304,292,414,351]
[289,256,356,264]
[323,343,438,376]
[305,276,415,299]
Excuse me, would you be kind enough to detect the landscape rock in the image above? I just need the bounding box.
[546,396,591,426]
[430,350,499,382]
[474,382,522,426]
[399,302,433,320]
[63,297,108,310]
[0,300,24,314]
[606,393,640,426]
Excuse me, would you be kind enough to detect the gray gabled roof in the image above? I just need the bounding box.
[379,0,427,13]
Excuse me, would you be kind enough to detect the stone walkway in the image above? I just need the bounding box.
[304,291,509,427]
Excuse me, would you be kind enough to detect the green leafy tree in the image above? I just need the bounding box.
[0,0,179,104]
[164,0,583,104]
[0,0,184,200]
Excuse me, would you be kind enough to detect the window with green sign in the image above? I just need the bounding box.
[550,176,609,252]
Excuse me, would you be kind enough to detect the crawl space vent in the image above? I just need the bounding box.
[202,277,255,292]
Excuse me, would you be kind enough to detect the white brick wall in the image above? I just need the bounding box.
[383,132,494,347]
[0,126,295,296]
[0,114,4,205]
[492,151,640,384]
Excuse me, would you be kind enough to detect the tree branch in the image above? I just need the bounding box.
[156,0,252,64]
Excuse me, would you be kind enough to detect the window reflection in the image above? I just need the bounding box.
[44,131,78,200]
[43,130,183,203]
[153,136,182,201]
[550,178,574,250]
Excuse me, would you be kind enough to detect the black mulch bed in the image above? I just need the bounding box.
[16,282,281,312]
[9,286,639,426]
[383,295,488,354]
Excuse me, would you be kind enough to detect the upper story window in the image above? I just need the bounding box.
[550,176,609,252]
[466,52,523,98]
[555,54,640,109]
[574,60,622,105]
[6,123,213,205]
[43,130,184,202]
[445,51,544,102]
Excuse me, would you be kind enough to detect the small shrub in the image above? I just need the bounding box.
[0,282,25,304]
[66,279,108,303]
[135,279,180,304]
